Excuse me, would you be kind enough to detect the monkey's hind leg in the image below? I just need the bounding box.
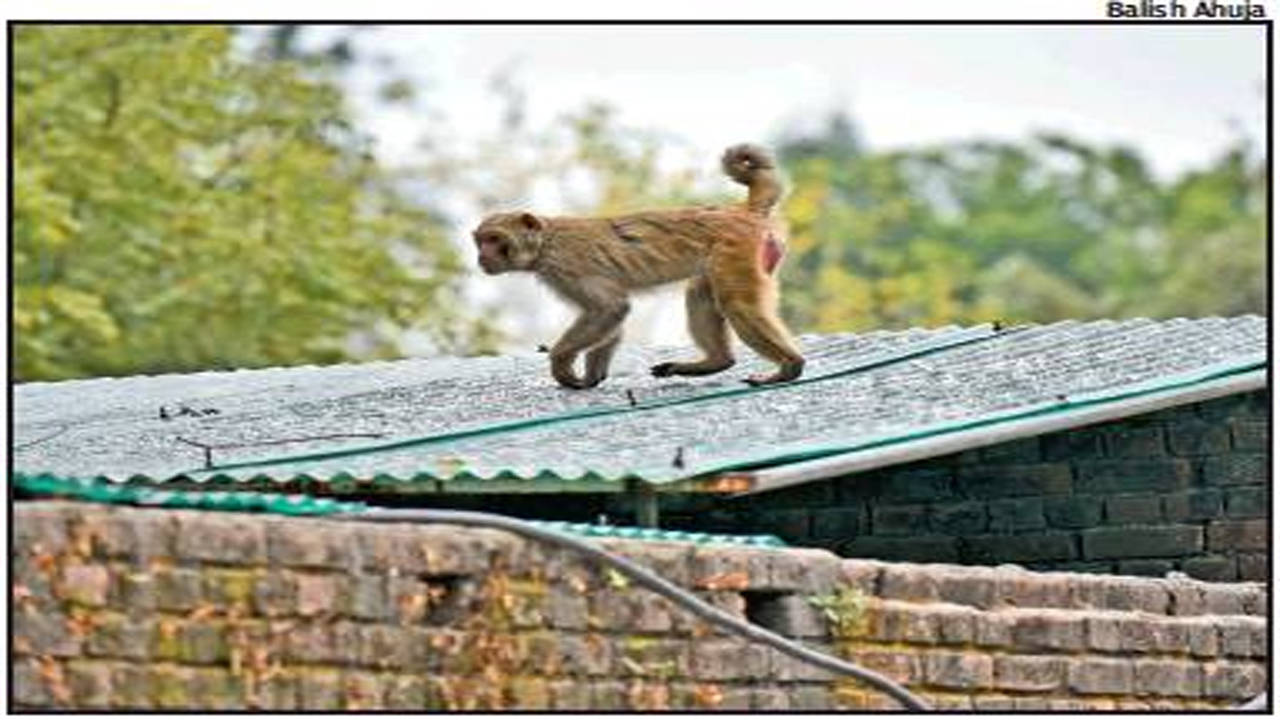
[582,328,623,388]
[650,275,736,378]
[708,254,804,386]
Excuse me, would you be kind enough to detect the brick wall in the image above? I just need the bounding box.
[14,500,1266,710]
[667,390,1268,582]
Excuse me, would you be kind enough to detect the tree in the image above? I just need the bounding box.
[773,112,1264,332]
[14,25,496,381]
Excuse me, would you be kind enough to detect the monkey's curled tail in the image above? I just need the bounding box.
[721,143,783,216]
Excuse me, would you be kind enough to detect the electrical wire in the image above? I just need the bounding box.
[334,507,932,711]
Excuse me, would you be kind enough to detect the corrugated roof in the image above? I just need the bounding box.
[13,317,1266,492]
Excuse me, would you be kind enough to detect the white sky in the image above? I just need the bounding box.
[345,24,1266,182]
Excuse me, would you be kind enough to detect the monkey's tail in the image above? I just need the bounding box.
[721,143,783,216]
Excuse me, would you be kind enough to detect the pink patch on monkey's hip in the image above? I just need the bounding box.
[760,235,784,274]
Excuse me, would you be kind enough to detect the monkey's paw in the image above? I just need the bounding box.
[650,362,677,378]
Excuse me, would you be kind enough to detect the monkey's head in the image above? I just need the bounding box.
[472,212,547,275]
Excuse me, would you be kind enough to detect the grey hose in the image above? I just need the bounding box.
[334,507,931,711]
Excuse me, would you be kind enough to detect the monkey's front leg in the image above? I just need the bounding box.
[550,303,630,389]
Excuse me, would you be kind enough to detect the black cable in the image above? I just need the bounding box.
[334,507,931,711]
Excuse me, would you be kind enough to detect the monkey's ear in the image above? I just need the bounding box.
[518,212,545,231]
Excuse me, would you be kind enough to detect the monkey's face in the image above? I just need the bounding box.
[472,212,545,275]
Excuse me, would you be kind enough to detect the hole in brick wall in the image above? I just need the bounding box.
[416,573,471,626]
[741,590,793,634]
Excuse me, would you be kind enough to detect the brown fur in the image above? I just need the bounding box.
[473,143,804,389]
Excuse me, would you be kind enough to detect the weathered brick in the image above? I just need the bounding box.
[15,610,82,657]
[765,547,840,594]
[973,694,1018,710]
[751,686,791,710]
[870,504,929,536]
[1181,555,1237,582]
[1042,428,1105,461]
[994,568,1071,609]
[341,672,384,710]
[1195,393,1255,420]
[993,655,1066,692]
[548,679,591,710]
[936,566,997,609]
[1043,495,1102,529]
[1134,659,1202,697]
[1104,425,1166,457]
[13,657,52,707]
[151,664,197,708]
[1185,618,1220,657]
[768,643,838,682]
[958,463,1072,498]
[753,509,810,542]
[933,604,978,645]
[1206,519,1266,552]
[1116,558,1174,577]
[108,664,152,709]
[1073,459,1192,494]
[1204,662,1266,699]
[866,601,937,644]
[1223,486,1267,518]
[1237,553,1266,582]
[547,585,589,630]
[1202,453,1265,486]
[987,497,1046,532]
[252,572,297,618]
[59,563,110,606]
[1167,420,1231,455]
[1218,617,1266,658]
[929,501,987,535]
[811,507,864,539]
[963,531,1076,564]
[92,511,177,561]
[978,437,1043,463]
[383,675,427,710]
[174,513,267,565]
[1011,610,1085,651]
[1086,616,1122,652]
[190,667,245,710]
[974,613,1015,648]
[1161,488,1223,522]
[1099,575,1170,614]
[266,519,356,569]
[876,466,955,503]
[65,660,113,708]
[689,639,768,681]
[1104,494,1163,525]
[879,564,940,602]
[1201,584,1246,616]
[842,535,959,564]
[846,649,920,685]
[838,559,887,596]
[1228,419,1267,451]
[923,651,993,689]
[1081,524,1202,559]
[1068,657,1133,694]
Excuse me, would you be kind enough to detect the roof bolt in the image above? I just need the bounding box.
[672,446,686,469]
[626,390,637,407]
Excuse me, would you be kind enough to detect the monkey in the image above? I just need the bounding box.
[472,143,804,390]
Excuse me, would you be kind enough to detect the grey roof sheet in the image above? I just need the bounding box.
[13,316,1266,489]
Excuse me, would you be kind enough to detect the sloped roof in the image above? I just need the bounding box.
[13,317,1266,493]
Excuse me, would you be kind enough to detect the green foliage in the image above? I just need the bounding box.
[776,113,1265,332]
[14,25,496,381]
[807,584,868,639]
